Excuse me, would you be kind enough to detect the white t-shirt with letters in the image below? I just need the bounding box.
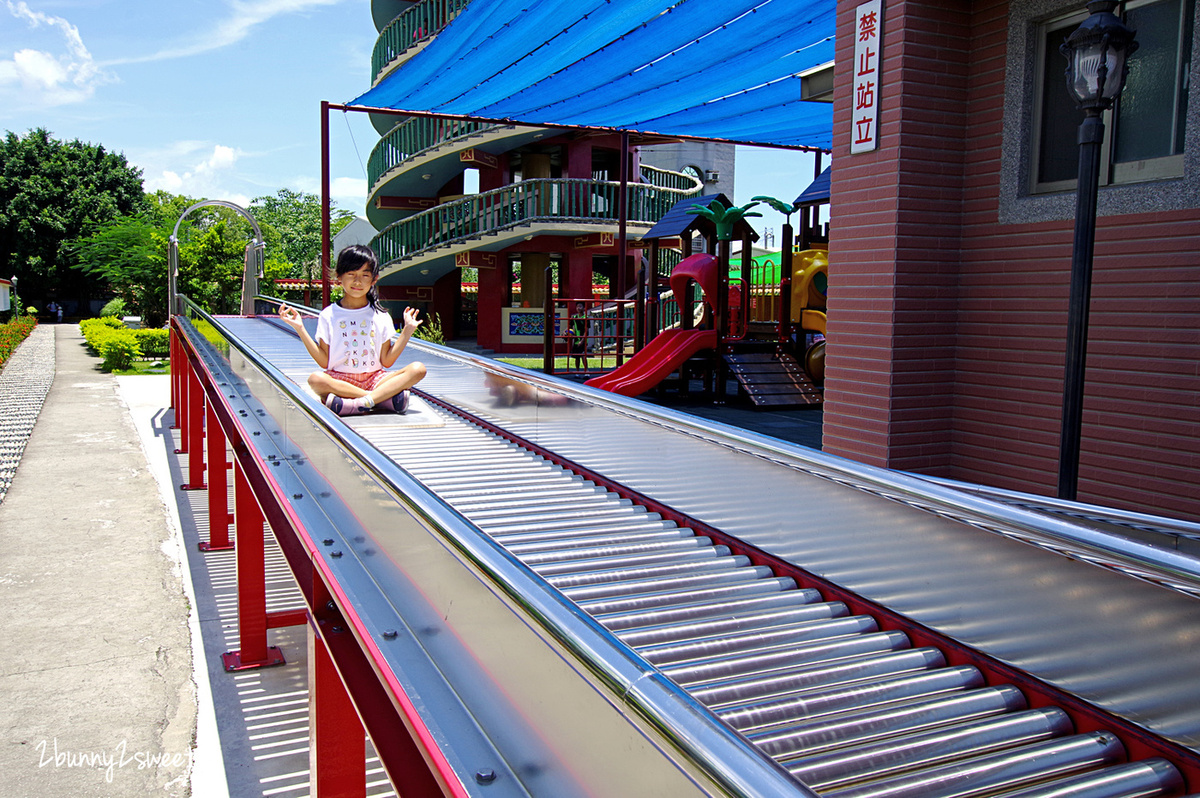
[315,302,396,374]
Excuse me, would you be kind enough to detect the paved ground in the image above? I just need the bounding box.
[0,325,54,504]
[643,388,824,450]
[0,324,823,797]
[0,325,197,797]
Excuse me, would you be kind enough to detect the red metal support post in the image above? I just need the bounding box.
[200,416,234,552]
[321,100,332,309]
[173,333,189,448]
[616,129,629,298]
[542,266,555,375]
[221,459,285,671]
[169,329,180,428]
[309,617,367,798]
[180,366,206,490]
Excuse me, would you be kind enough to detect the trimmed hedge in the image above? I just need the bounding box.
[0,316,38,369]
[133,328,169,359]
[80,317,141,371]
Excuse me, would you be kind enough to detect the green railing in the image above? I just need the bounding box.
[658,247,683,277]
[368,117,496,196]
[372,0,471,82]
[372,179,679,267]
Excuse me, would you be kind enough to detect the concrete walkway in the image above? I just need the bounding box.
[0,325,196,796]
[0,325,390,798]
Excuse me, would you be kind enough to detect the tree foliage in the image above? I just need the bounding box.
[687,198,762,242]
[78,192,309,322]
[3,130,363,320]
[250,189,355,279]
[74,216,167,327]
[0,128,147,303]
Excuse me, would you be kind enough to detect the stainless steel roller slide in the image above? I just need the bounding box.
[191,304,1200,797]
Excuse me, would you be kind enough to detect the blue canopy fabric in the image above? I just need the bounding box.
[352,0,835,150]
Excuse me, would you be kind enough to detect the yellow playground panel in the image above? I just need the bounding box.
[742,247,828,326]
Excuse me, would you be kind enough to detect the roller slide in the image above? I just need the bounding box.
[585,328,716,396]
[186,309,1200,795]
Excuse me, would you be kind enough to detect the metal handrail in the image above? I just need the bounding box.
[371,178,678,269]
[371,0,470,83]
[639,163,705,195]
[912,474,1200,543]
[189,295,817,797]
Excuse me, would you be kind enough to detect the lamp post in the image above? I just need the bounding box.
[1056,0,1137,501]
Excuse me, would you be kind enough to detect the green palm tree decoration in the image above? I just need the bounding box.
[687,198,762,242]
[752,195,803,227]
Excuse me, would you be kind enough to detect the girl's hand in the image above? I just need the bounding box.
[402,306,423,333]
[279,304,304,330]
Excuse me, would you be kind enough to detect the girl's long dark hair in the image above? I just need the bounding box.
[335,244,386,313]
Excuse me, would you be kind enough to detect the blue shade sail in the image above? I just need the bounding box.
[352,0,835,150]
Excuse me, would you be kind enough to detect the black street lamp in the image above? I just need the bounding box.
[1056,0,1138,501]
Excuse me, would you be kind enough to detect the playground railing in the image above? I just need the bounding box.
[542,297,636,377]
[748,283,782,324]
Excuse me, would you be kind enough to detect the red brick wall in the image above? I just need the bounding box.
[825,0,974,471]
[827,0,1200,521]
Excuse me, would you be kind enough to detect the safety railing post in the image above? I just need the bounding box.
[221,460,285,671]
[169,328,180,427]
[180,366,206,490]
[200,415,234,552]
[309,621,367,798]
[172,333,189,446]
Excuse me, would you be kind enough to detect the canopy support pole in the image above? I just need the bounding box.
[617,130,630,299]
[321,100,332,308]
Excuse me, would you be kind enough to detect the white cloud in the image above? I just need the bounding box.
[105,0,351,65]
[137,141,247,202]
[0,1,116,106]
[330,176,366,200]
[292,174,367,211]
[200,145,239,173]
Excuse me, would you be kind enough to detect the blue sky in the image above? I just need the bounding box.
[1,0,821,226]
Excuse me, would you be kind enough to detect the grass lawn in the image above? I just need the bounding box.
[113,359,171,376]
[495,356,559,370]
[496,356,614,375]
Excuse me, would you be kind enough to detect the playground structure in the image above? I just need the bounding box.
[558,180,831,407]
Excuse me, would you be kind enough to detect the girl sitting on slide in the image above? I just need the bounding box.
[279,245,427,416]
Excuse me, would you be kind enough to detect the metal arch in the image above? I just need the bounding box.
[167,199,267,318]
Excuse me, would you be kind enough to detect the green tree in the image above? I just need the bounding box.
[73,217,169,327]
[249,189,354,279]
[144,190,199,229]
[178,218,250,314]
[78,189,325,323]
[173,204,292,314]
[0,128,147,305]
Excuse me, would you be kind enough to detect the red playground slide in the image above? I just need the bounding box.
[584,328,717,396]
